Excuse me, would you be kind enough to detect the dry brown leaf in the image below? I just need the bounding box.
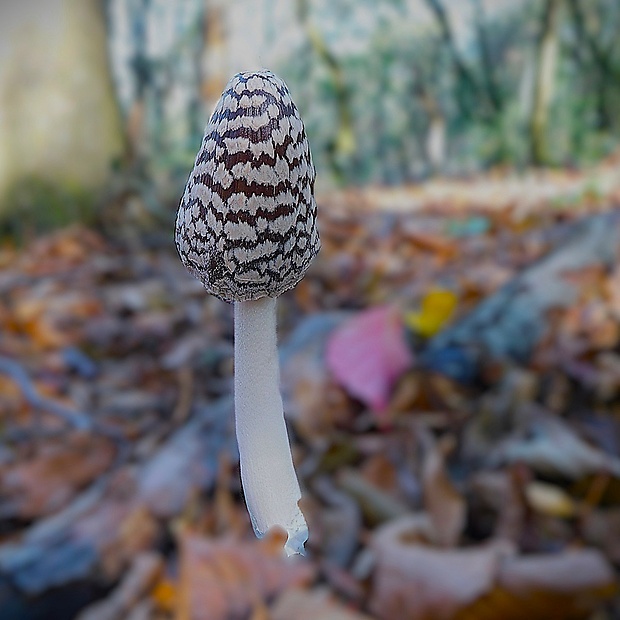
[125,600,154,620]
[19,226,105,276]
[280,313,352,441]
[421,433,466,547]
[175,530,315,620]
[360,453,400,497]
[389,370,421,413]
[77,552,163,620]
[11,290,102,349]
[497,549,615,596]
[116,506,161,567]
[151,578,177,614]
[370,515,508,620]
[72,496,160,581]
[0,434,116,519]
[369,515,616,620]
[468,470,525,543]
[337,468,410,526]
[11,296,70,348]
[0,375,24,415]
[491,411,620,479]
[307,476,361,566]
[562,265,607,302]
[404,229,457,260]
[271,587,372,620]
[582,508,620,563]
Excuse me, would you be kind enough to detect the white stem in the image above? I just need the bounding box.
[234,296,308,556]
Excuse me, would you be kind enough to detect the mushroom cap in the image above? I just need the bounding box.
[175,70,320,302]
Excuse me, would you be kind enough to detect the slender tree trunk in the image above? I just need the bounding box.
[472,0,502,115]
[295,0,355,183]
[424,0,483,121]
[411,64,447,178]
[202,0,228,117]
[418,89,446,177]
[530,0,562,166]
[426,112,447,176]
[567,0,616,130]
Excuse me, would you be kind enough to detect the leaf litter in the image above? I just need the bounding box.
[1,165,620,618]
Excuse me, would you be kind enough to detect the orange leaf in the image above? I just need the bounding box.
[152,578,177,613]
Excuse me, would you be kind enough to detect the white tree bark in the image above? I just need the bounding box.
[0,0,124,214]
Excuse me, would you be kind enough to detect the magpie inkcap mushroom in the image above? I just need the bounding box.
[175,70,320,555]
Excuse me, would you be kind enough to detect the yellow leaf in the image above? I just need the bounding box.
[152,578,177,613]
[406,289,458,337]
[525,481,576,518]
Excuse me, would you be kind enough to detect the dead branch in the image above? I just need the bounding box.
[0,355,127,450]
[422,212,620,382]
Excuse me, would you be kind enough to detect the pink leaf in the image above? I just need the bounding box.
[326,306,413,413]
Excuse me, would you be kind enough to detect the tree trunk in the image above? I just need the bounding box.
[295,0,355,183]
[201,0,228,117]
[529,0,562,166]
[0,0,124,220]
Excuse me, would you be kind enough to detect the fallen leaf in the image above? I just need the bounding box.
[326,306,413,413]
[468,470,525,543]
[271,587,372,620]
[491,410,620,479]
[370,515,507,620]
[12,290,102,349]
[309,476,361,566]
[582,508,620,563]
[524,481,576,518]
[369,515,616,620]
[403,229,458,259]
[421,434,466,547]
[77,552,163,620]
[3,475,160,596]
[11,296,69,348]
[19,226,105,276]
[337,468,410,526]
[280,313,352,440]
[138,398,236,519]
[151,578,177,614]
[406,289,458,337]
[175,530,315,620]
[0,434,116,520]
[497,549,615,596]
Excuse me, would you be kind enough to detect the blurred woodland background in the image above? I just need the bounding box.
[1,0,620,229]
[1,0,620,619]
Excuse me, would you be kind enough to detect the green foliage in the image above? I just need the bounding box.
[102,0,617,194]
[280,0,620,184]
[0,178,97,241]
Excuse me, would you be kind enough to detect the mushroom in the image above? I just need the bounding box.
[175,70,320,556]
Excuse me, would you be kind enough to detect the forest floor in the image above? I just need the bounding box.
[1,157,620,620]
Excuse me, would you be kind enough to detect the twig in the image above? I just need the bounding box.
[337,468,411,525]
[172,365,194,425]
[0,355,128,459]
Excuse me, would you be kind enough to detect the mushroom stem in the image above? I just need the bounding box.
[234,296,308,556]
